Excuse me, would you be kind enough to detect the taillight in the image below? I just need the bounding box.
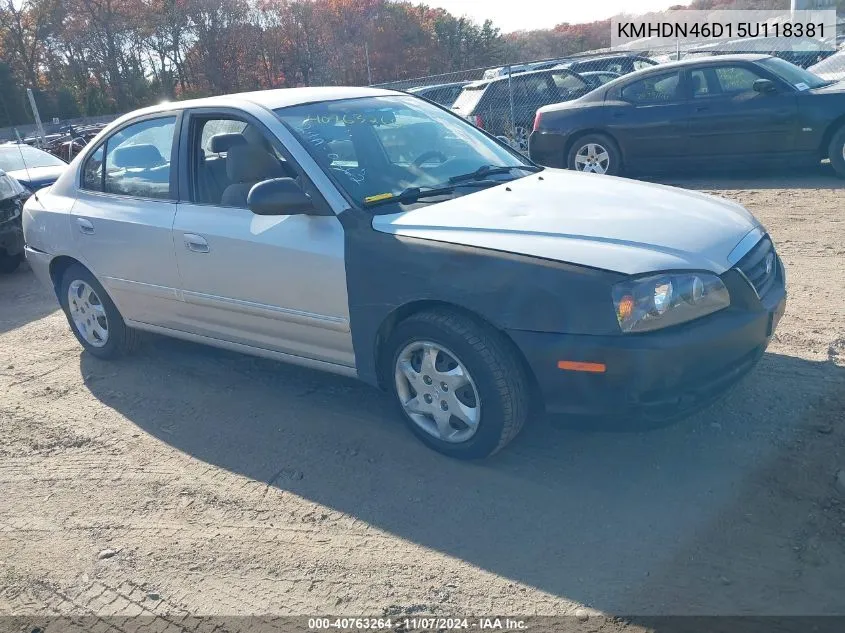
[473,114,485,129]
[532,110,542,132]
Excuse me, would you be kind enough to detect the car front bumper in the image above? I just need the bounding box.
[507,271,786,420]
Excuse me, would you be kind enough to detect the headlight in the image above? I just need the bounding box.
[612,272,730,333]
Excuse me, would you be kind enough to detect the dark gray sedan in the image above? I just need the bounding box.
[530,54,845,177]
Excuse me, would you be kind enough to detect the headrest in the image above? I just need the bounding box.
[226,143,284,183]
[110,144,164,169]
[208,133,247,154]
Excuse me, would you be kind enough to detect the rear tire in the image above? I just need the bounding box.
[827,125,845,178]
[567,133,622,176]
[59,263,139,359]
[0,252,23,274]
[385,309,530,459]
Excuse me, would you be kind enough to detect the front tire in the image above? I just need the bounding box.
[385,309,530,459]
[59,263,139,359]
[827,125,845,178]
[567,133,622,176]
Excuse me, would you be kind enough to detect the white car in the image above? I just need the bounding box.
[808,49,845,83]
[23,87,786,459]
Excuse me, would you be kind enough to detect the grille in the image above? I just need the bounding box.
[735,236,778,299]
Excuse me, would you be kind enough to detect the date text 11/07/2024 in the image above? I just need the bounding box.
[307,617,528,631]
[615,21,827,40]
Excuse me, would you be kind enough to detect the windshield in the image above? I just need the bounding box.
[809,50,845,75]
[274,95,532,208]
[0,171,26,198]
[757,57,829,90]
[0,145,66,171]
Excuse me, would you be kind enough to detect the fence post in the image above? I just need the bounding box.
[507,64,515,143]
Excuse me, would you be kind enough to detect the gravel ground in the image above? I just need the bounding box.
[1,171,844,628]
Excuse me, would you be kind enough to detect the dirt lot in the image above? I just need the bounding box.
[1,171,844,627]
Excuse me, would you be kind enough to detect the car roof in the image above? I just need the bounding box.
[109,86,401,122]
[408,81,469,92]
[568,53,647,62]
[464,67,571,88]
[639,53,772,71]
[688,36,822,52]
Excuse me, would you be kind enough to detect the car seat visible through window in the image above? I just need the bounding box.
[220,143,289,208]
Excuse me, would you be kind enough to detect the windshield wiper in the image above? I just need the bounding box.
[364,185,457,208]
[363,180,500,208]
[448,164,541,184]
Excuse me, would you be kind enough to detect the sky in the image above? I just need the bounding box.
[420,0,679,32]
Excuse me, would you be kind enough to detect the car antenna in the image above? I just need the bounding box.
[13,128,40,203]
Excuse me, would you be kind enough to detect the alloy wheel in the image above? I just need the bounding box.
[67,280,109,347]
[574,142,610,174]
[394,341,481,443]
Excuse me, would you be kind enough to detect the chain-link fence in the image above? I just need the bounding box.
[372,38,845,154]
[372,50,682,153]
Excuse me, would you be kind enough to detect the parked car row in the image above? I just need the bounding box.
[451,67,593,151]
[439,54,659,149]
[0,143,69,274]
[406,53,656,112]
[11,122,107,163]
[529,54,845,178]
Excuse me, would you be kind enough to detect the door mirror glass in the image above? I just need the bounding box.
[247,178,316,216]
[753,78,778,94]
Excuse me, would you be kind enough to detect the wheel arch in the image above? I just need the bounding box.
[372,299,543,408]
[49,255,87,300]
[819,115,845,159]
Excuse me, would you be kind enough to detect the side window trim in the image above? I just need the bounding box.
[78,111,183,202]
[179,106,332,214]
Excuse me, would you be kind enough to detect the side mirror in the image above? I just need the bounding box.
[247,178,315,216]
[753,79,777,94]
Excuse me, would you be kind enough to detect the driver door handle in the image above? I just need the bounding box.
[184,233,209,253]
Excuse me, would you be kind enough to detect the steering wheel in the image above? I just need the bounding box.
[412,150,449,168]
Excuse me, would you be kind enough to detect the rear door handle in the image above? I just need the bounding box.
[183,233,209,253]
[76,217,95,235]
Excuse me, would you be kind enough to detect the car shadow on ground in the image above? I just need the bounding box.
[0,263,59,335]
[79,333,845,615]
[646,163,845,192]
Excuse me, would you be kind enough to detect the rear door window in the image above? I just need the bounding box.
[511,74,556,103]
[102,117,176,199]
[620,72,681,105]
[550,71,588,99]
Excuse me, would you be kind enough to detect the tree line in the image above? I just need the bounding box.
[0,0,811,127]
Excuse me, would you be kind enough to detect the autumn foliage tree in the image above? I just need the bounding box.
[0,0,834,126]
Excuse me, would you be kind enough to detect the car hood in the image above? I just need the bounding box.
[6,165,65,191]
[371,169,761,275]
[811,74,845,88]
